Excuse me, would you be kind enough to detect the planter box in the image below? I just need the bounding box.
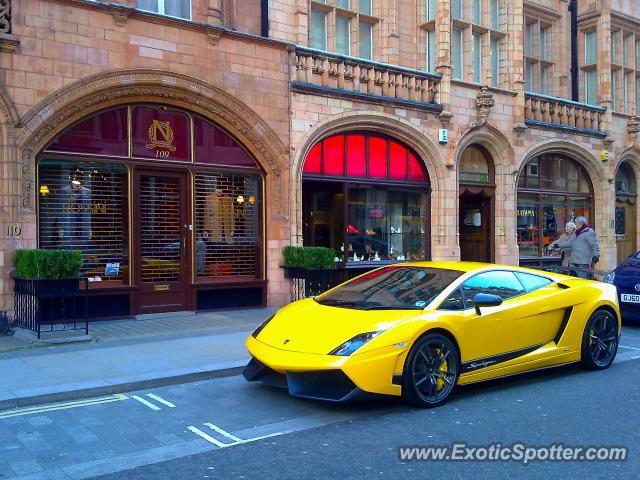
[13,277,80,298]
[13,277,87,338]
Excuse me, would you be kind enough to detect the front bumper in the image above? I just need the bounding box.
[244,335,404,400]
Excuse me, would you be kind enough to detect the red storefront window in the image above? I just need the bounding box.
[305,143,322,174]
[346,135,366,176]
[323,135,345,175]
[46,108,129,157]
[193,117,256,168]
[303,133,426,184]
[409,153,426,181]
[389,142,408,180]
[131,106,190,162]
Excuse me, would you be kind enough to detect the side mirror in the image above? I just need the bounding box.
[472,293,503,316]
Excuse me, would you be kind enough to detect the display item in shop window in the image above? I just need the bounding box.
[204,189,235,244]
[104,263,120,276]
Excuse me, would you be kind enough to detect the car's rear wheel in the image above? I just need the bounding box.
[402,333,459,408]
[581,309,619,370]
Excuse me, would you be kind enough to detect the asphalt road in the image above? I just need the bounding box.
[1,324,639,480]
[91,360,640,480]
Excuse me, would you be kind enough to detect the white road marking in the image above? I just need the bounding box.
[619,345,640,351]
[0,395,128,419]
[187,426,228,447]
[204,423,243,442]
[146,393,176,408]
[189,423,284,448]
[131,395,161,411]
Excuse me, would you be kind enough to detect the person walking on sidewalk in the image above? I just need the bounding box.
[547,221,576,268]
[550,216,600,279]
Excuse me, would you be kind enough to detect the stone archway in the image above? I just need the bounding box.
[290,111,453,259]
[517,139,613,268]
[455,125,517,264]
[14,69,291,307]
[16,69,289,213]
[615,149,640,263]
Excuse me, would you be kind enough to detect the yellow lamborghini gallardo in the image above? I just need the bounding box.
[244,262,621,408]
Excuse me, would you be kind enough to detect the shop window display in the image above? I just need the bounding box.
[517,155,593,260]
[303,133,429,263]
[38,160,129,285]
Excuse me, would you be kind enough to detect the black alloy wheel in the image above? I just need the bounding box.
[581,310,619,370]
[402,333,460,408]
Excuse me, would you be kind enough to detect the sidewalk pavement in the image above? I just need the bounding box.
[0,308,277,411]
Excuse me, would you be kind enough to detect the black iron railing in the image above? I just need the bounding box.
[13,278,89,339]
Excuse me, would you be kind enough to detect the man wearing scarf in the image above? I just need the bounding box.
[551,216,600,279]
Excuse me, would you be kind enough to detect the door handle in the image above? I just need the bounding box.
[181,236,186,256]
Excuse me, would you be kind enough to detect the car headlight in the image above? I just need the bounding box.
[602,271,615,284]
[329,331,383,356]
[251,314,275,338]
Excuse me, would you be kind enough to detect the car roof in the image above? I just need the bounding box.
[398,260,574,279]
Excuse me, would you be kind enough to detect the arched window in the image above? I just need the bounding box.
[38,104,265,315]
[459,145,493,184]
[302,132,430,264]
[517,154,593,261]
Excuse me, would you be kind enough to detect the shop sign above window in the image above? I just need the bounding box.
[132,107,190,161]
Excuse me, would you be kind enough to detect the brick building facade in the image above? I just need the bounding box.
[0,0,638,317]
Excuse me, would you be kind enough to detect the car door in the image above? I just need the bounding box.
[443,270,566,365]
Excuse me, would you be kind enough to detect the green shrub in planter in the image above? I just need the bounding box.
[282,246,335,270]
[13,249,83,279]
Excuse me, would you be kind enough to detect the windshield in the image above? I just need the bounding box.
[316,266,465,310]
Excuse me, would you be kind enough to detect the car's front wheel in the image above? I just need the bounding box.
[402,333,460,408]
[581,309,619,370]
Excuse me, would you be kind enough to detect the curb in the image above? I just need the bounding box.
[0,364,245,412]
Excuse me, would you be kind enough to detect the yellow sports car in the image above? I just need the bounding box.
[244,262,621,407]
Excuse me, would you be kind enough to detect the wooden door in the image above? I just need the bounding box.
[460,196,491,263]
[134,170,189,313]
[616,201,637,265]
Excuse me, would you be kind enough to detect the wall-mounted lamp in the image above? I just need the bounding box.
[236,195,245,204]
[248,196,255,204]
[39,185,50,195]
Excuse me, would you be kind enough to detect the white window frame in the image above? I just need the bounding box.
[137,0,192,21]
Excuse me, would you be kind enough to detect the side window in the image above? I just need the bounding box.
[514,272,552,292]
[461,271,526,310]
[438,287,465,310]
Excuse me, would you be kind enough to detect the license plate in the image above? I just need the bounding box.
[621,294,640,303]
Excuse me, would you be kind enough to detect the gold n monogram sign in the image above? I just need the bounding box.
[147,120,177,152]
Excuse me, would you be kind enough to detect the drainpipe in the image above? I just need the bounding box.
[569,0,578,102]
[261,0,269,38]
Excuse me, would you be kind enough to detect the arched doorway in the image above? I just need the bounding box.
[301,132,430,266]
[37,104,265,315]
[458,145,495,262]
[517,153,594,266]
[615,162,637,264]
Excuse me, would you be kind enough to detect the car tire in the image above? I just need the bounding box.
[581,309,619,370]
[401,333,460,408]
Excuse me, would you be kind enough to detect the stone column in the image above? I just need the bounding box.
[207,0,224,27]
[507,0,526,131]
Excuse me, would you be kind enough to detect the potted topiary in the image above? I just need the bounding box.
[12,249,83,335]
[13,249,83,296]
[281,246,343,297]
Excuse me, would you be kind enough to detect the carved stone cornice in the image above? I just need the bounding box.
[18,70,289,211]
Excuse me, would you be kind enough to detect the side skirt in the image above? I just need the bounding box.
[459,360,581,386]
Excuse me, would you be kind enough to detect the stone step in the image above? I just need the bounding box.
[135,311,196,321]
